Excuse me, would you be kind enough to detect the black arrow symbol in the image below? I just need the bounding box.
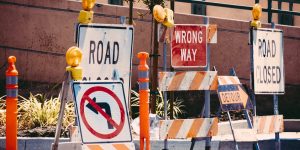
[86,97,113,129]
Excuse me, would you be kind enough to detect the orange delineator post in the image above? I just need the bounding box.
[6,56,18,150]
[137,52,150,150]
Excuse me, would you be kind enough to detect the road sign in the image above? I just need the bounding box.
[76,23,134,105]
[217,84,253,111]
[252,28,284,94]
[171,24,207,68]
[72,81,132,144]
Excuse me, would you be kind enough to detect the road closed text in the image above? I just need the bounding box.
[256,39,282,84]
[253,29,284,94]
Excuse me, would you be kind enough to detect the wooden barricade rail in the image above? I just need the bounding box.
[159,118,218,139]
[253,115,284,134]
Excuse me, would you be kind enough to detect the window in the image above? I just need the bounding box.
[108,0,123,5]
[191,3,206,15]
[278,2,294,26]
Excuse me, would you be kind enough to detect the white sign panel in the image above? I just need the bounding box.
[76,24,134,105]
[72,81,132,144]
[253,28,284,94]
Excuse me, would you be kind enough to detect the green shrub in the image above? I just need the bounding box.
[131,89,185,119]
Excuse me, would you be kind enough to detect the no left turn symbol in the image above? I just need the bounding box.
[80,86,125,139]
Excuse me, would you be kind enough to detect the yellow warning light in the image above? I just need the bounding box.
[66,46,83,80]
[162,8,174,27]
[251,4,262,28]
[82,0,95,11]
[66,46,82,67]
[252,4,262,20]
[153,5,166,23]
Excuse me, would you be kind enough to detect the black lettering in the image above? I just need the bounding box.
[113,42,119,64]
[272,40,276,57]
[89,41,96,64]
[272,66,276,84]
[263,66,267,83]
[267,40,271,57]
[97,41,104,64]
[277,66,281,83]
[258,39,262,57]
[263,39,266,57]
[267,66,271,83]
[104,42,111,64]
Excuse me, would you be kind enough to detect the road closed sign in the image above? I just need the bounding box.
[72,81,132,144]
[171,25,207,68]
[76,24,134,105]
[253,28,284,94]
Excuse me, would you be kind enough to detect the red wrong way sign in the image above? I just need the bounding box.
[171,25,207,68]
[72,81,132,144]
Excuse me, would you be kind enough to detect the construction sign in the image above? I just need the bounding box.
[171,25,207,68]
[72,81,132,144]
[217,84,253,111]
[252,28,284,94]
[76,24,134,105]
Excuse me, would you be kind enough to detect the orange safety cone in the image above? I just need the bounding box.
[137,52,150,150]
[6,56,18,150]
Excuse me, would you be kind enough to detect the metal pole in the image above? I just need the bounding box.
[271,22,281,150]
[129,0,133,25]
[268,0,272,23]
[52,72,71,150]
[249,27,257,116]
[204,16,211,150]
[230,68,260,150]
[162,41,169,150]
[227,111,239,150]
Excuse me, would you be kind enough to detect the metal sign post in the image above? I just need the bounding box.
[204,16,211,150]
[271,22,281,150]
[230,68,260,150]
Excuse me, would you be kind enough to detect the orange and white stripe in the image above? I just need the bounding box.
[83,142,135,150]
[158,71,218,91]
[159,118,218,139]
[69,126,81,142]
[217,76,241,85]
[253,115,284,134]
[207,24,217,43]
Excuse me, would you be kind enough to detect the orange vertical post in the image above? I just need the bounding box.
[6,56,18,150]
[137,52,150,150]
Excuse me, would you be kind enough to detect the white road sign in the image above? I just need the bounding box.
[72,81,132,144]
[76,24,134,105]
[253,28,284,94]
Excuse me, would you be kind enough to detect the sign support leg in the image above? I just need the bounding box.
[204,16,211,150]
[270,22,281,150]
[227,111,239,150]
[274,95,280,150]
[52,72,72,150]
[162,41,169,150]
[230,68,260,150]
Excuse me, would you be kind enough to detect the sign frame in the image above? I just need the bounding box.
[252,28,285,95]
[72,81,132,144]
[217,84,253,111]
[171,24,207,68]
[75,23,134,105]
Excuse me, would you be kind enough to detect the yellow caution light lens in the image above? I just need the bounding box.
[153,5,166,23]
[66,46,83,67]
[252,4,262,20]
[82,0,95,11]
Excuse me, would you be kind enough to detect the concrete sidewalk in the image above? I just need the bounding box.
[0,136,299,150]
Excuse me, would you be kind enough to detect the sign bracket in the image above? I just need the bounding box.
[52,71,74,150]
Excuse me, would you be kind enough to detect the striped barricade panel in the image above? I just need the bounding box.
[158,71,218,91]
[83,142,135,150]
[253,115,284,134]
[217,76,241,85]
[159,118,218,139]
